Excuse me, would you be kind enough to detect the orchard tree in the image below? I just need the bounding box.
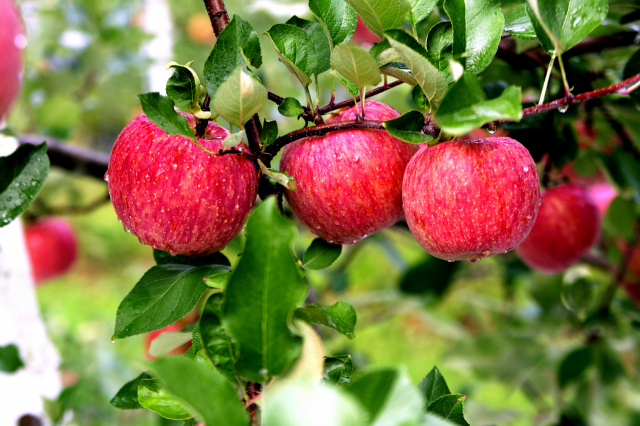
[4,0,640,424]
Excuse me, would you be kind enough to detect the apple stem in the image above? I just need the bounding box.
[538,53,556,106]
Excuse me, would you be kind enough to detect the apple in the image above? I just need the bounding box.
[0,0,25,121]
[588,182,617,217]
[186,13,216,45]
[24,218,78,284]
[351,16,381,45]
[402,137,540,262]
[279,100,418,244]
[106,114,258,256]
[515,183,600,274]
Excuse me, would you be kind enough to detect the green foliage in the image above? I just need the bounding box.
[166,61,201,109]
[330,44,382,91]
[136,93,195,141]
[138,378,192,419]
[0,344,24,373]
[323,355,354,386]
[504,4,537,40]
[558,346,593,388]
[286,16,332,74]
[295,302,357,339]
[426,22,454,84]
[309,0,358,48]
[198,293,239,383]
[110,372,150,410]
[278,97,305,117]
[383,110,432,143]
[623,49,640,103]
[261,119,279,145]
[303,238,343,270]
[264,24,318,87]
[399,256,458,297]
[405,0,438,28]
[211,67,268,127]
[153,249,230,267]
[427,394,469,426]
[344,0,412,39]
[418,367,451,407]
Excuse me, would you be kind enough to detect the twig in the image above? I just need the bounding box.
[316,80,404,115]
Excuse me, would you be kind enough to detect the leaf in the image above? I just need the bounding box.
[426,394,469,426]
[344,0,412,39]
[558,346,593,388]
[526,0,608,54]
[287,16,332,74]
[203,14,262,98]
[148,332,193,358]
[386,29,447,109]
[110,372,151,410]
[423,413,460,426]
[295,302,357,339]
[330,44,381,91]
[504,4,537,40]
[137,93,195,141]
[205,271,233,289]
[435,72,522,135]
[425,21,454,83]
[0,143,49,228]
[264,24,318,87]
[309,0,358,48]
[323,355,354,386]
[383,110,432,144]
[329,70,361,97]
[138,378,192,420]
[222,130,246,148]
[199,293,239,383]
[303,238,343,269]
[603,196,638,241]
[166,61,200,109]
[405,0,437,27]
[258,160,297,190]
[347,368,424,426]
[223,197,308,382]
[418,366,451,407]
[399,256,458,296]
[153,249,230,267]
[444,0,504,74]
[150,357,249,426]
[280,320,326,384]
[380,63,418,87]
[623,48,640,104]
[412,84,427,109]
[211,67,267,127]
[0,344,24,373]
[261,119,279,146]
[113,264,228,340]
[278,97,305,117]
[599,148,640,197]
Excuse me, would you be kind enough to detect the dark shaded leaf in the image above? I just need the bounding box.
[426,21,453,83]
[199,293,239,383]
[295,302,356,339]
[261,119,279,146]
[427,394,469,426]
[0,344,24,373]
[623,48,640,103]
[110,372,151,410]
[166,63,199,108]
[323,355,354,386]
[303,238,342,270]
[153,249,230,267]
[400,255,457,296]
[418,366,451,407]
[383,110,432,144]
[558,346,593,388]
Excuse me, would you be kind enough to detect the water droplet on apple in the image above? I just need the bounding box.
[469,257,480,263]
[327,240,334,244]
[523,166,529,172]
[488,127,497,135]
[104,173,109,182]
[448,260,454,263]
[172,163,178,170]
[482,250,491,257]
[558,105,568,113]
[14,34,27,50]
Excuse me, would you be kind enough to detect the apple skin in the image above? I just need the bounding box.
[515,184,600,274]
[280,100,418,244]
[351,16,381,45]
[24,218,78,284]
[403,137,540,262]
[588,182,617,217]
[106,114,258,256]
[0,0,25,121]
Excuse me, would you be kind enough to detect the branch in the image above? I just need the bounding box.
[316,80,404,115]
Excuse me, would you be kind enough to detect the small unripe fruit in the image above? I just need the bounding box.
[280,100,418,244]
[403,137,540,262]
[516,184,600,274]
[106,114,258,256]
[25,218,78,284]
[0,0,25,121]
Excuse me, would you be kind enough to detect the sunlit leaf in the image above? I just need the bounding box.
[211,67,267,127]
[330,44,381,91]
[264,24,318,87]
[504,4,537,40]
[309,0,358,48]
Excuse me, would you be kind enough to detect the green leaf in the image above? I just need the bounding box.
[347,369,424,426]
[150,357,249,426]
[0,143,49,228]
[370,40,400,67]
[444,0,504,74]
[383,110,432,144]
[137,93,195,141]
[330,44,381,91]
[526,0,608,54]
[138,378,192,420]
[295,302,356,339]
[599,148,640,196]
[380,62,418,87]
[558,346,593,388]
[0,344,24,373]
[166,61,200,109]
[110,372,151,410]
[261,119,279,146]
[412,85,427,110]
[603,196,639,241]
[623,49,640,104]
[113,264,228,340]
[386,29,447,109]
[203,14,262,98]
[418,367,451,407]
[309,0,358,48]
[211,66,267,127]
[329,70,361,97]
[223,197,308,382]
[153,249,230,267]
[278,97,305,117]
[258,160,297,190]
[405,0,437,27]
[303,238,343,269]
[426,21,454,83]
[399,256,458,296]
[344,0,412,39]
[423,413,460,426]
[222,130,246,149]
[323,355,354,386]
[264,24,318,87]
[204,271,233,289]
[426,394,469,426]
[199,293,239,383]
[435,72,522,135]
[183,419,198,426]
[504,4,537,40]
[287,16,332,74]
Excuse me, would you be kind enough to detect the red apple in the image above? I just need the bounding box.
[279,100,418,244]
[402,137,540,262]
[588,182,617,217]
[351,16,381,45]
[106,114,258,256]
[24,218,78,284]
[516,184,600,274]
[0,0,25,121]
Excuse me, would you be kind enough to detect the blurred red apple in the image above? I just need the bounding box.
[402,137,540,262]
[186,13,216,45]
[145,324,190,359]
[516,184,600,274]
[280,100,418,244]
[351,16,381,45]
[24,218,78,284]
[0,0,25,121]
[106,114,258,256]
[588,182,617,217]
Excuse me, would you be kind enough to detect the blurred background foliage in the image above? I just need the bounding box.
[7,0,640,425]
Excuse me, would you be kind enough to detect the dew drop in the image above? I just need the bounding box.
[523,166,529,172]
[14,34,27,49]
[469,257,480,263]
[558,105,568,113]
[104,173,109,182]
[171,163,178,170]
[448,260,454,263]
[315,225,321,229]
[481,250,491,257]
[111,337,116,344]
[488,127,497,135]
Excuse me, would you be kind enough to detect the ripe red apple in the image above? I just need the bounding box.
[279,100,418,244]
[515,184,600,274]
[24,218,78,284]
[588,182,617,217]
[0,0,25,121]
[351,16,381,45]
[106,114,258,256]
[402,137,540,262]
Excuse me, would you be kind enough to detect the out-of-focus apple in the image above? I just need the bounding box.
[403,137,540,262]
[351,16,381,45]
[186,13,216,45]
[0,0,25,121]
[588,182,617,217]
[516,184,600,274]
[24,218,78,284]
[106,114,258,256]
[145,324,191,359]
[280,100,418,244]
